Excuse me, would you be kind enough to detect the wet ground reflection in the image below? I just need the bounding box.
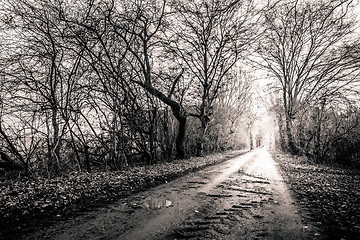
[143,199,173,209]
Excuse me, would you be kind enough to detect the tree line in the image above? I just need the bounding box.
[0,0,359,177]
[0,0,257,176]
[257,0,360,167]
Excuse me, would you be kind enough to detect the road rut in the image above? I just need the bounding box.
[27,148,321,240]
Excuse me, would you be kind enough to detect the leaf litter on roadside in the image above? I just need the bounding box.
[0,150,245,236]
[273,152,360,239]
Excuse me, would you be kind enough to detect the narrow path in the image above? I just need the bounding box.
[27,148,320,240]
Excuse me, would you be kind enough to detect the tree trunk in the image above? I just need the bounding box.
[69,129,82,172]
[0,125,27,172]
[277,113,287,151]
[161,109,173,160]
[174,113,186,159]
[249,131,254,150]
[84,145,91,172]
[196,116,209,157]
[285,115,297,154]
[0,151,23,171]
[314,108,322,161]
[109,108,117,170]
[138,80,187,159]
[148,108,157,165]
[51,106,61,175]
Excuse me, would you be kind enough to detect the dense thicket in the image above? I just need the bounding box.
[0,0,257,176]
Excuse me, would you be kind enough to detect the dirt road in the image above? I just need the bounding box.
[28,148,321,240]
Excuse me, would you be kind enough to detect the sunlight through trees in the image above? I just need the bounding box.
[0,0,359,176]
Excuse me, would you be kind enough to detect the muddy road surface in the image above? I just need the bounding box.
[27,148,321,240]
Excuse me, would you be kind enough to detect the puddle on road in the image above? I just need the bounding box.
[143,199,173,209]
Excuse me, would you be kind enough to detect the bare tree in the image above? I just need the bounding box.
[257,0,360,154]
[63,0,190,159]
[0,0,86,175]
[210,69,254,150]
[0,0,258,175]
[167,0,259,155]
